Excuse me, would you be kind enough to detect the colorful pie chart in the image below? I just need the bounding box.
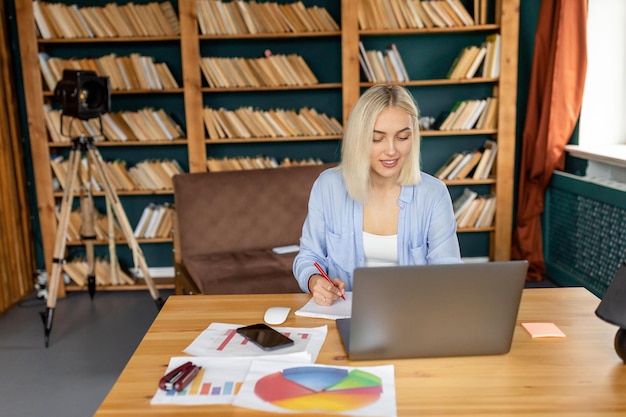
[254,366,383,412]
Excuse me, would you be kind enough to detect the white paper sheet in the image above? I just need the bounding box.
[183,322,327,363]
[151,356,252,405]
[295,291,353,319]
[233,360,397,416]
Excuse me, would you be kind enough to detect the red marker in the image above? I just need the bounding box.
[159,361,201,392]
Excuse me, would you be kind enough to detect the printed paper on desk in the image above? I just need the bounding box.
[183,323,327,363]
[151,356,252,406]
[295,291,353,320]
[521,322,566,338]
[232,360,397,417]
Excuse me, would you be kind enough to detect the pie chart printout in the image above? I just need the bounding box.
[254,366,383,412]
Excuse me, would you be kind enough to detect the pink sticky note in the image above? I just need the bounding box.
[521,322,566,338]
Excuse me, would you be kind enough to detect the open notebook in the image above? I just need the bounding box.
[295,292,352,320]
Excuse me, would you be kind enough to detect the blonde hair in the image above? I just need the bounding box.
[341,84,422,202]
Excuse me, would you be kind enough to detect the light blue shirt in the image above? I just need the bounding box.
[293,167,462,292]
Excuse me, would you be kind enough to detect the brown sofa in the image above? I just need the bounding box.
[172,164,332,295]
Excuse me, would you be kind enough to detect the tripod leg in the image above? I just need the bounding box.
[87,147,163,310]
[81,194,97,299]
[81,153,98,298]
[106,198,120,285]
[43,147,82,347]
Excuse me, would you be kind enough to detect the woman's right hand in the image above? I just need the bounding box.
[308,274,346,306]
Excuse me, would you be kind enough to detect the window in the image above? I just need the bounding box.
[566,0,626,181]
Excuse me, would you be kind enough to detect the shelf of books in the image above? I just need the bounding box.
[183,0,344,173]
[346,0,518,260]
[16,0,518,295]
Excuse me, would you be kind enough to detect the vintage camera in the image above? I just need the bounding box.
[53,69,110,120]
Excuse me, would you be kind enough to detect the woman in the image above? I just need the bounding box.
[293,84,461,305]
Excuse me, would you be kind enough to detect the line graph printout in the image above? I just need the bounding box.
[151,357,252,406]
[183,323,327,363]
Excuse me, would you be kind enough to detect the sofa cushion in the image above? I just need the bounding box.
[173,164,332,259]
[183,249,302,294]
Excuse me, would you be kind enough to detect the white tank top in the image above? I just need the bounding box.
[363,231,399,267]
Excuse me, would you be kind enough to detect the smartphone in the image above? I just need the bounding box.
[236,323,294,351]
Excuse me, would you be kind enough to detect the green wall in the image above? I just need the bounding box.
[8,0,543,270]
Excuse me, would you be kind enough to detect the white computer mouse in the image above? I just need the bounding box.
[264,306,291,325]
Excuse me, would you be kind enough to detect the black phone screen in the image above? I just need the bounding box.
[236,323,294,351]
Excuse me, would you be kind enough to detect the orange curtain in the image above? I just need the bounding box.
[511,0,587,281]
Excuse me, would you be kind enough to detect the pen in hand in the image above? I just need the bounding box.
[314,262,346,301]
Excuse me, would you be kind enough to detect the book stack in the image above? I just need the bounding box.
[452,188,496,229]
[359,42,409,83]
[447,45,485,79]
[447,34,501,79]
[38,52,179,92]
[434,139,497,181]
[358,0,474,30]
[203,106,342,140]
[471,139,497,180]
[33,1,180,39]
[44,105,99,143]
[483,34,501,78]
[473,0,489,25]
[49,155,98,192]
[113,159,180,191]
[121,159,185,191]
[49,157,184,192]
[63,257,134,286]
[200,53,318,88]
[206,156,323,172]
[196,0,339,35]
[134,203,175,239]
[437,97,497,131]
[59,206,125,243]
[44,105,185,143]
[102,109,184,142]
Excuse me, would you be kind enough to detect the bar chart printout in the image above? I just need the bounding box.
[168,369,239,397]
[150,357,251,405]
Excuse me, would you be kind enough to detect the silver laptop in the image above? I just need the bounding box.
[336,261,529,360]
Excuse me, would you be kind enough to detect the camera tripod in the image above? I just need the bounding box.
[41,134,163,347]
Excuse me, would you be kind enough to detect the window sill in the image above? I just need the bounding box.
[565,144,626,168]
[565,144,626,183]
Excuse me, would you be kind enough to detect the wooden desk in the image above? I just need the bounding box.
[95,288,626,416]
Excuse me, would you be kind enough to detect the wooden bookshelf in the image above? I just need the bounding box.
[15,0,519,295]
[343,0,519,261]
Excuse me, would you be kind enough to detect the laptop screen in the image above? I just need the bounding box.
[338,261,528,360]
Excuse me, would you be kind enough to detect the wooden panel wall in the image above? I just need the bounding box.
[0,1,35,314]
